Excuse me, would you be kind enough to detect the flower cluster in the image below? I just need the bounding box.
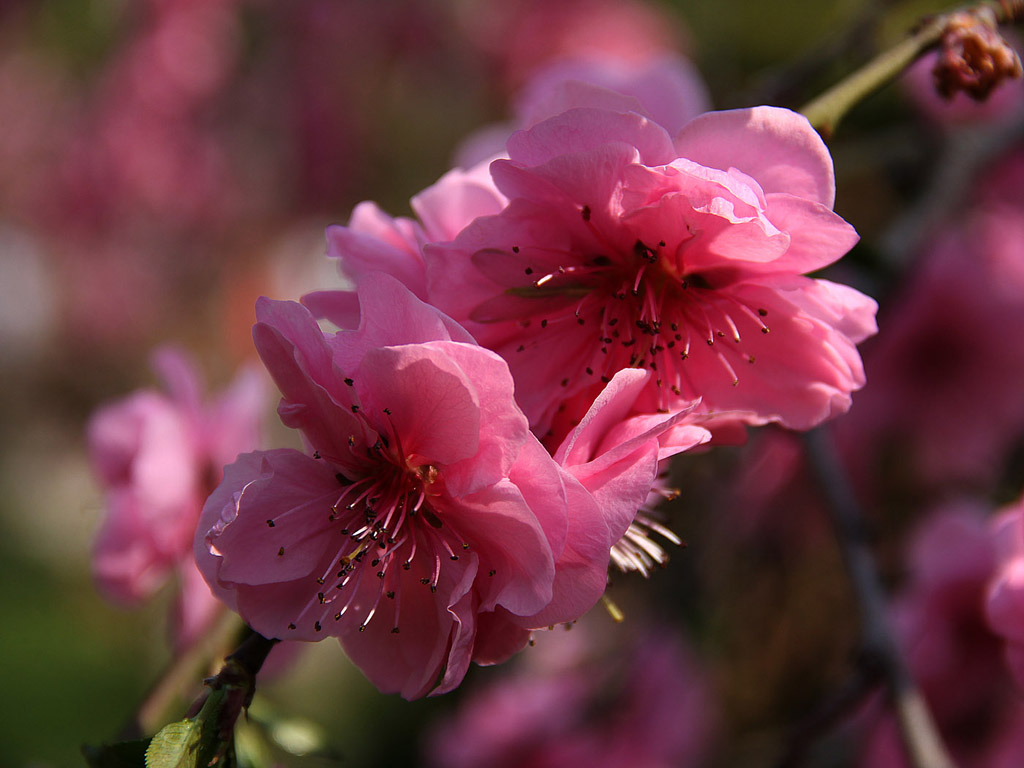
[192,72,876,696]
[89,53,876,699]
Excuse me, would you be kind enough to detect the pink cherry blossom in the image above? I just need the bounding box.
[986,496,1024,688]
[314,158,507,312]
[859,505,1017,768]
[195,275,693,698]
[514,54,709,138]
[458,0,687,95]
[426,624,716,768]
[426,106,876,440]
[88,347,266,646]
[838,206,1024,492]
[455,52,711,168]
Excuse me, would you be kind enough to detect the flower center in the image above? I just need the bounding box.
[502,222,773,413]
[274,410,473,637]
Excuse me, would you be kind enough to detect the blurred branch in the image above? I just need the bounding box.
[120,607,243,739]
[145,628,279,768]
[801,0,1024,138]
[775,666,880,768]
[802,427,956,768]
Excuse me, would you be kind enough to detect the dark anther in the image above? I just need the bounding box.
[581,205,591,221]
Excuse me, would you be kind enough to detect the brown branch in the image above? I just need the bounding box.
[803,427,956,768]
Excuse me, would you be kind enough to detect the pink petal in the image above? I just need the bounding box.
[516,473,610,629]
[411,160,508,242]
[422,341,530,497]
[506,107,677,168]
[674,106,837,208]
[151,346,203,419]
[472,607,533,666]
[448,478,556,617]
[763,192,861,273]
[301,289,361,329]
[205,450,342,586]
[253,297,370,464]
[356,345,483,468]
[331,273,477,376]
[325,202,428,299]
[336,550,479,699]
[93,489,177,605]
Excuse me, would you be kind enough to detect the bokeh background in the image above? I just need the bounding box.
[2,0,1023,765]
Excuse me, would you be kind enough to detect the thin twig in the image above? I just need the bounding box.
[774,665,882,768]
[803,427,956,768]
[801,0,1024,138]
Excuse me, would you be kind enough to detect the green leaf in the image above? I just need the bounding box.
[143,689,234,768]
[145,720,202,768]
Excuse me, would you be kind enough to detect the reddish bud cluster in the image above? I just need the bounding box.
[933,9,1024,101]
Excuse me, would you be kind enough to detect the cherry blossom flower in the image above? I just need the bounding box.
[425,106,876,440]
[314,158,507,312]
[458,0,687,94]
[986,495,1024,688]
[426,623,716,768]
[859,505,1017,768]
[195,275,695,698]
[454,52,710,168]
[838,206,1024,492]
[88,347,266,646]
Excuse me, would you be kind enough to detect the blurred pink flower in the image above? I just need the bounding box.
[88,347,266,646]
[455,52,711,167]
[196,275,695,698]
[427,625,716,768]
[425,106,875,441]
[839,207,1024,491]
[859,504,1016,767]
[459,0,687,94]
[986,495,1024,687]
